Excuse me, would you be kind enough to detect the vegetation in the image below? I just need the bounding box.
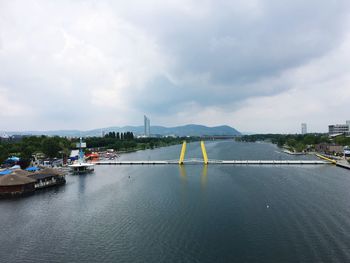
[236,133,350,152]
[86,132,196,152]
[0,132,198,164]
[0,136,74,164]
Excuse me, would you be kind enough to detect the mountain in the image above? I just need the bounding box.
[2,124,241,137]
[149,124,240,137]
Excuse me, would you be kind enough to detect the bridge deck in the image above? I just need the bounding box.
[95,160,329,165]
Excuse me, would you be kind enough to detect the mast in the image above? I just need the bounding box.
[77,137,86,163]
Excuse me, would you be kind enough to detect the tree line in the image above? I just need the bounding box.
[0,133,197,164]
[236,133,350,152]
[104,131,134,140]
[85,135,194,152]
[0,136,73,164]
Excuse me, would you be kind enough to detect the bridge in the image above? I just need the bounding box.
[95,141,332,166]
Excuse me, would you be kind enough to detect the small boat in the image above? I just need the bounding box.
[69,162,95,174]
[68,138,95,174]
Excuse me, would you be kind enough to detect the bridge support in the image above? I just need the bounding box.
[179,141,187,165]
[201,141,209,165]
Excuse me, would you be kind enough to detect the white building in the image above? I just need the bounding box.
[329,122,349,135]
[301,123,307,135]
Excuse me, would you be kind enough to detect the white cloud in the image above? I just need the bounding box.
[0,87,34,117]
[0,0,167,130]
[231,28,350,133]
[0,0,350,132]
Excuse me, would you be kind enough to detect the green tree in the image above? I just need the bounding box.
[0,144,9,163]
[20,145,36,159]
[41,137,61,158]
[295,142,305,152]
[303,135,316,145]
[286,138,297,148]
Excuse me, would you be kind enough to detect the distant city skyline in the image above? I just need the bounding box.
[1,1,350,133]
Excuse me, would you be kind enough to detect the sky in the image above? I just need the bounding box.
[1,0,350,133]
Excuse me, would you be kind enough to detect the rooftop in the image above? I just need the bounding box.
[0,173,36,186]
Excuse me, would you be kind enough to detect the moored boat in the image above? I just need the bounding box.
[69,162,95,174]
[68,137,95,174]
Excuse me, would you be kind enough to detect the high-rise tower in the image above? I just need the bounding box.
[144,115,151,137]
[301,123,307,134]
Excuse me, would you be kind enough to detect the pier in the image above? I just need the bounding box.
[95,141,332,166]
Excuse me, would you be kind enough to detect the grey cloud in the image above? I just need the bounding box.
[1,0,350,131]
[123,0,350,115]
[157,0,348,84]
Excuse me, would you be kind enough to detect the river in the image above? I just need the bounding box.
[1,140,350,262]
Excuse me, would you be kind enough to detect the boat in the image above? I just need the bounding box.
[282,149,306,155]
[68,138,95,174]
[68,162,94,174]
[344,146,350,158]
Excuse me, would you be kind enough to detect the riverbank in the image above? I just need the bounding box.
[266,143,350,171]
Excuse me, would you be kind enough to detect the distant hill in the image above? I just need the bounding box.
[2,124,241,137]
[149,124,241,137]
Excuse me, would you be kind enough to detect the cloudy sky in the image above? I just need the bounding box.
[1,0,350,133]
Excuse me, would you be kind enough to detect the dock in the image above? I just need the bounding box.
[95,159,329,166]
[335,159,350,170]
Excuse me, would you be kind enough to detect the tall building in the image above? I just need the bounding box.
[301,123,307,135]
[144,115,151,137]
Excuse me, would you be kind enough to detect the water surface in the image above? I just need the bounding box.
[1,141,350,262]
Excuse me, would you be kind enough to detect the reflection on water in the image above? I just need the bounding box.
[78,174,87,194]
[179,164,207,189]
[201,165,208,190]
[179,165,187,183]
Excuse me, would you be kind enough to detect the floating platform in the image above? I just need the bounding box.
[94,141,332,166]
[95,159,329,166]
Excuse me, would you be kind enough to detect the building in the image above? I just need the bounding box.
[0,172,36,198]
[301,123,307,135]
[0,134,10,142]
[315,143,344,155]
[0,168,66,198]
[29,168,66,189]
[328,123,349,136]
[144,115,151,137]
